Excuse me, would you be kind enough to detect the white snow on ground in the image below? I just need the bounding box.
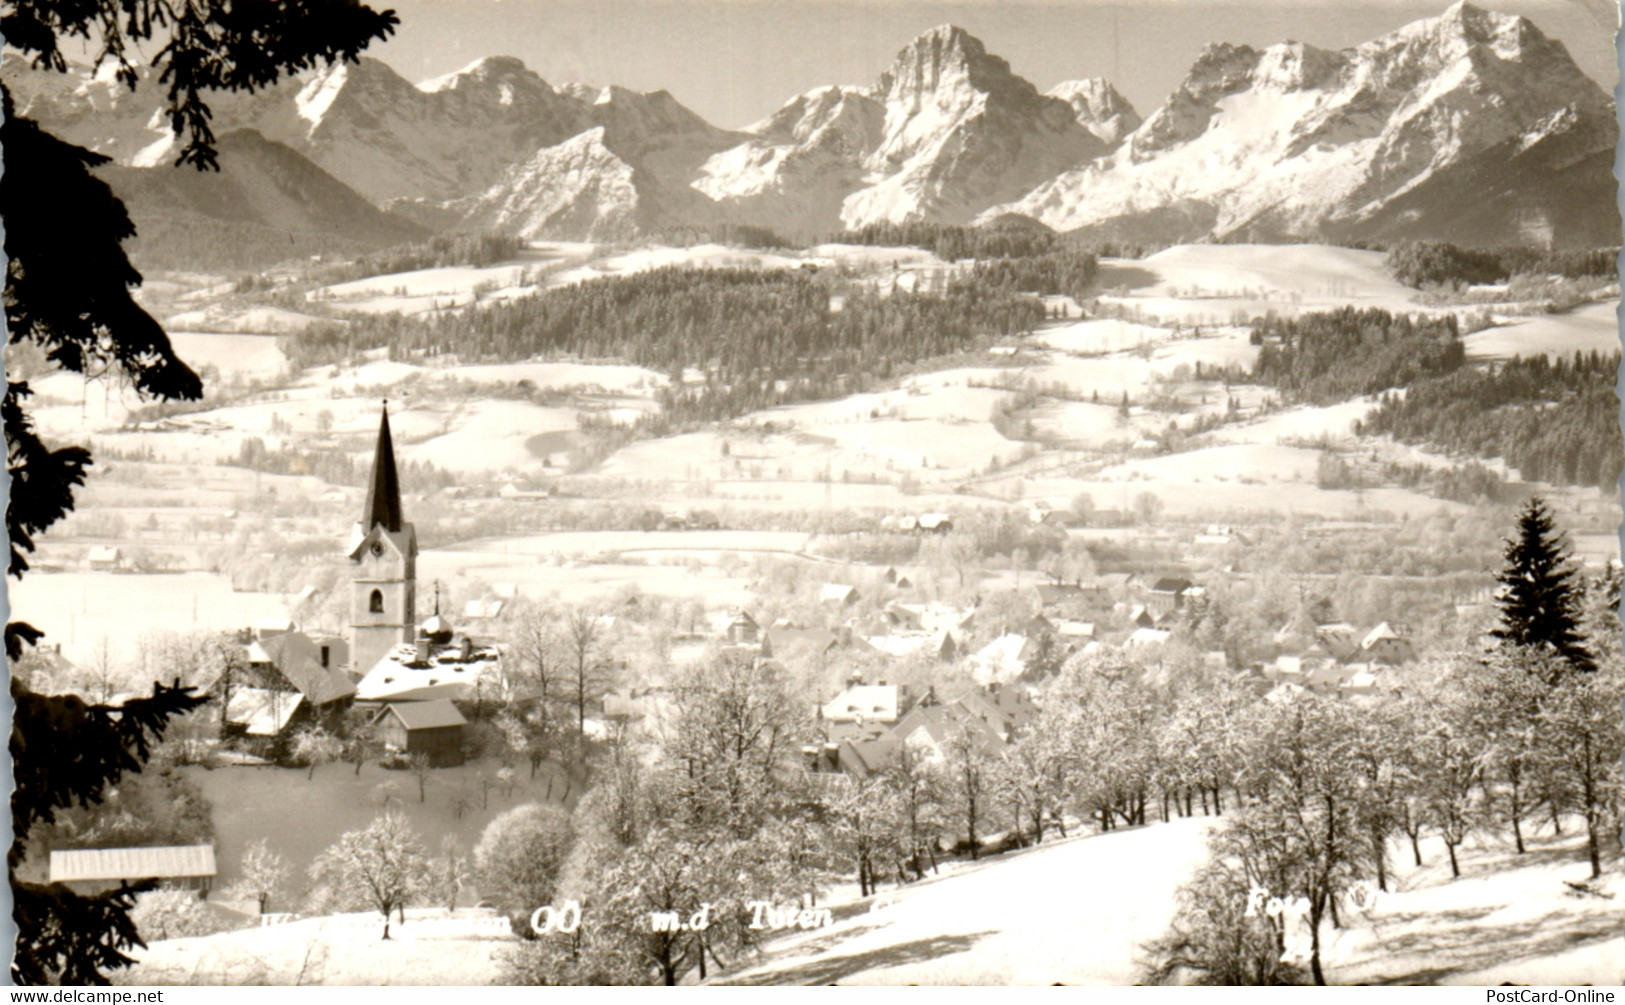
[110,817,1621,985]
[1130,245,1416,305]
[315,263,537,300]
[1095,245,1440,324]
[1463,301,1621,360]
[419,549,757,608]
[163,306,333,334]
[1331,830,1624,986]
[312,292,478,316]
[1102,443,1323,484]
[1023,400,1164,448]
[545,244,806,287]
[1002,472,1460,520]
[437,361,668,393]
[720,819,1218,985]
[1208,400,1378,446]
[120,909,516,985]
[168,334,290,381]
[765,384,1018,425]
[459,530,811,558]
[10,572,291,671]
[1037,319,1175,355]
[394,400,578,474]
[720,821,1621,987]
[807,243,954,270]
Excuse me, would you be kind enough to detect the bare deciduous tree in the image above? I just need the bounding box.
[308,810,427,939]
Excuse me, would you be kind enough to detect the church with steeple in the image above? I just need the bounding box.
[349,403,419,677]
[348,402,504,704]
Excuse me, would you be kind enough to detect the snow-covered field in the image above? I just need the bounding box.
[723,819,1216,985]
[1207,400,1378,446]
[419,549,757,608]
[121,909,517,985]
[9,572,293,672]
[1463,301,1621,360]
[719,819,1621,986]
[1037,318,1177,355]
[1096,245,1442,324]
[393,400,578,474]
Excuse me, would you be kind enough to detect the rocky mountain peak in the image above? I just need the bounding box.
[872,24,1025,106]
[1047,78,1142,146]
[417,55,545,94]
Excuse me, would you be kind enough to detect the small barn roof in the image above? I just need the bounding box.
[256,632,357,706]
[822,683,903,723]
[225,687,303,736]
[819,583,858,604]
[379,698,467,731]
[463,599,506,620]
[1151,577,1192,594]
[51,845,216,883]
[1361,622,1406,649]
[363,683,473,704]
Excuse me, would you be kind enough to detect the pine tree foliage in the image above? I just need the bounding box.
[4,0,400,170]
[1492,497,1595,673]
[3,0,397,985]
[10,680,207,983]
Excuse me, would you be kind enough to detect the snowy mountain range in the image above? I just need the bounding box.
[6,1,1616,251]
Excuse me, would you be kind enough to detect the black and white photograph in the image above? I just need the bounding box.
[3,0,1623,987]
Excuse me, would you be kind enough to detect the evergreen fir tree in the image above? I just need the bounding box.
[1492,496,1595,674]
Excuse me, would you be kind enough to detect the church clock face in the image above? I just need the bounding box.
[371,541,385,558]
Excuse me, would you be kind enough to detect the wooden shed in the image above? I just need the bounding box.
[373,698,468,767]
[50,845,216,897]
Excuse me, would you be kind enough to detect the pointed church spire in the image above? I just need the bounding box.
[363,401,404,533]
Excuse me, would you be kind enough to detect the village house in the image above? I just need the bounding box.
[819,674,914,743]
[1147,578,1194,618]
[890,701,1005,762]
[814,682,1035,780]
[969,633,1028,684]
[1358,622,1415,664]
[885,601,976,635]
[86,545,123,572]
[220,627,356,751]
[819,583,861,608]
[860,630,958,661]
[717,609,761,646]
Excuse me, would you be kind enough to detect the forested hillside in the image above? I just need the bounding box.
[1361,351,1622,489]
[1251,308,1465,404]
[286,266,1046,423]
[1384,241,1617,289]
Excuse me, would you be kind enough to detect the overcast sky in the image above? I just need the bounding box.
[371,0,1621,129]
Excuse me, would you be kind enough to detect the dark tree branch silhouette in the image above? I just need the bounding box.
[3,0,397,984]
